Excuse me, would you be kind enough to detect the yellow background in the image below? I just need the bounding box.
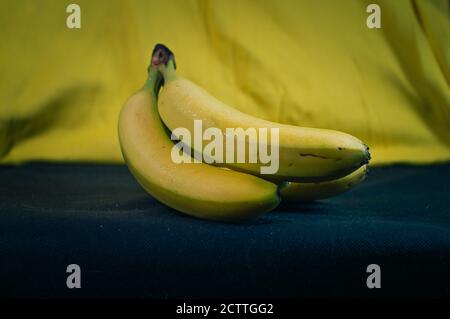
[0,0,449,165]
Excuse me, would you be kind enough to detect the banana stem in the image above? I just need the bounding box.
[160,60,178,83]
[144,67,163,97]
[142,43,177,100]
[150,43,178,83]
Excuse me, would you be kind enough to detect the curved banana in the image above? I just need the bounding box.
[118,47,280,222]
[281,165,368,202]
[155,45,370,182]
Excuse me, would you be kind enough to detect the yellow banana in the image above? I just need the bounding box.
[155,45,370,182]
[281,165,368,202]
[118,47,280,222]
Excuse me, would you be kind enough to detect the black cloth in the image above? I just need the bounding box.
[0,163,449,298]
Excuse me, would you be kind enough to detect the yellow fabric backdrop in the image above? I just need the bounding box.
[0,0,449,165]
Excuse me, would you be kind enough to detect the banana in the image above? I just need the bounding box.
[281,165,368,202]
[155,44,370,182]
[118,46,280,222]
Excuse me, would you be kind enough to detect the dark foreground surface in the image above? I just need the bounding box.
[0,163,449,298]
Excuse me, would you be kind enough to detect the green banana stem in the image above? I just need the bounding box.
[144,43,177,94]
[150,43,178,83]
[146,49,160,90]
[143,67,160,95]
[160,59,177,82]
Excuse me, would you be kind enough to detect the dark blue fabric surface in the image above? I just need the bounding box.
[0,163,449,298]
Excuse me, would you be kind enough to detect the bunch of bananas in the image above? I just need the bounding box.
[118,44,370,222]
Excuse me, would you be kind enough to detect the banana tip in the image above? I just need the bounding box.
[364,144,371,164]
